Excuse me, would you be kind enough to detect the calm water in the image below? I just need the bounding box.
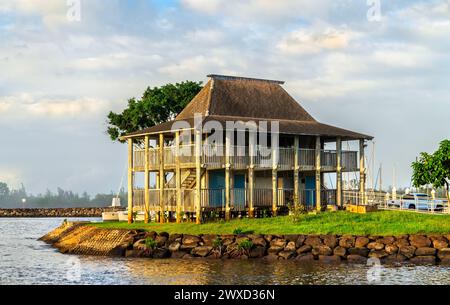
[1,218,450,285]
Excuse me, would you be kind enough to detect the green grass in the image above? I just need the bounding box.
[90,211,450,235]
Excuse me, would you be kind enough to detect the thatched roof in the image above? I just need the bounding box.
[124,74,373,140]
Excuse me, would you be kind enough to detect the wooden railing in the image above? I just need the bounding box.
[133,145,358,171]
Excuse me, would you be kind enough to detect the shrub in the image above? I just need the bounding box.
[233,228,244,235]
[145,237,157,250]
[212,237,223,249]
[237,240,254,255]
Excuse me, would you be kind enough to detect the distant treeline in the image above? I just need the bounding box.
[0,182,127,208]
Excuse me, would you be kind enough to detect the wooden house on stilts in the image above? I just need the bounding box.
[121,75,373,224]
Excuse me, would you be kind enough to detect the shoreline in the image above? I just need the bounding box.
[0,207,124,218]
[40,221,450,265]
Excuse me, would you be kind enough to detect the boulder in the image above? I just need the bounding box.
[339,235,355,248]
[410,256,436,264]
[319,255,341,264]
[376,236,395,245]
[133,239,147,251]
[295,253,315,262]
[168,241,181,252]
[192,246,213,257]
[296,235,306,248]
[432,239,449,250]
[144,231,157,240]
[222,238,235,246]
[268,246,284,255]
[304,236,322,247]
[415,247,436,256]
[333,246,347,257]
[347,255,367,264]
[409,235,431,248]
[437,248,450,260]
[296,245,312,255]
[367,242,385,251]
[369,249,388,259]
[155,235,168,247]
[312,245,333,256]
[153,248,170,259]
[201,234,218,246]
[270,238,287,248]
[399,246,417,258]
[170,251,186,259]
[285,241,296,252]
[183,235,201,245]
[383,254,407,264]
[355,236,370,248]
[264,235,274,242]
[125,249,145,258]
[322,235,338,248]
[278,250,296,260]
[158,231,169,238]
[249,246,266,258]
[348,247,370,257]
[395,238,410,247]
[168,233,182,243]
[385,244,399,255]
[251,237,267,247]
[285,234,299,242]
[180,243,198,251]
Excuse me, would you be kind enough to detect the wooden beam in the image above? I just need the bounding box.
[144,135,150,223]
[175,131,182,223]
[336,137,342,208]
[159,133,165,223]
[359,139,366,205]
[195,129,202,224]
[127,138,134,224]
[272,142,278,216]
[225,130,231,221]
[315,136,321,212]
[248,134,255,218]
[293,136,300,211]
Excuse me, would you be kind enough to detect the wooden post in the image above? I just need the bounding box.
[159,133,165,223]
[225,130,231,221]
[195,129,202,224]
[127,138,134,224]
[272,142,278,216]
[248,132,255,217]
[315,136,321,212]
[144,135,150,223]
[359,139,366,205]
[336,137,342,208]
[293,136,300,211]
[175,131,182,223]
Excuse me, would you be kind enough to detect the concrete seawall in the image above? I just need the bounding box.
[0,207,124,218]
[41,222,450,264]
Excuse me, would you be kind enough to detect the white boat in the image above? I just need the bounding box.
[117,210,145,222]
[101,211,120,221]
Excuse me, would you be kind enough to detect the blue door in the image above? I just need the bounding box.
[209,170,225,207]
[233,174,246,210]
[305,176,316,208]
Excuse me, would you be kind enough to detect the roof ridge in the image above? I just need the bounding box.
[207,74,285,84]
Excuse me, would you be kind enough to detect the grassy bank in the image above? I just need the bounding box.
[90,211,450,235]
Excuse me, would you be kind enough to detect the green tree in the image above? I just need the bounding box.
[106,81,202,142]
[0,182,10,197]
[412,139,450,196]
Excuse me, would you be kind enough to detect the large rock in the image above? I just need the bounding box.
[409,235,431,248]
[385,244,399,255]
[432,238,449,250]
[415,247,436,256]
[312,245,333,256]
[296,245,312,255]
[322,235,338,248]
[304,236,322,247]
[399,246,417,258]
[295,253,315,262]
[278,250,296,260]
[251,237,267,247]
[153,248,170,259]
[355,236,370,248]
[264,235,274,242]
[296,235,306,248]
[133,239,147,251]
[348,247,370,257]
[410,256,436,264]
[376,236,395,245]
[155,235,168,247]
[319,255,341,264]
[201,234,218,246]
[192,246,213,257]
[437,248,450,260]
[369,249,388,259]
[395,238,410,247]
[367,242,385,251]
[168,241,181,252]
[383,254,407,264]
[249,246,266,258]
[168,233,182,243]
[268,246,284,255]
[285,234,299,242]
[339,235,355,248]
[182,235,201,245]
[270,239,286,248]
[285,241,296,252]
[347,255,367,264]
[333,246,347,257]
[171,251,186,259]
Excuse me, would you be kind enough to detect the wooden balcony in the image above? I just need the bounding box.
[132,145,358,172]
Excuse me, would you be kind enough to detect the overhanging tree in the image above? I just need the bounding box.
[106,81,202,142]
[411,139,450,198]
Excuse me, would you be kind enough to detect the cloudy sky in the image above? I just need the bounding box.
[0,0,449,195]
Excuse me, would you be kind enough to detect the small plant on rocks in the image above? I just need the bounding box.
[233,228,244,235]
[144,237,157,250]
[237,240,254,256]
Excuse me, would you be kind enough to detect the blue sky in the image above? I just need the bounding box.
[0,0,449,195]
